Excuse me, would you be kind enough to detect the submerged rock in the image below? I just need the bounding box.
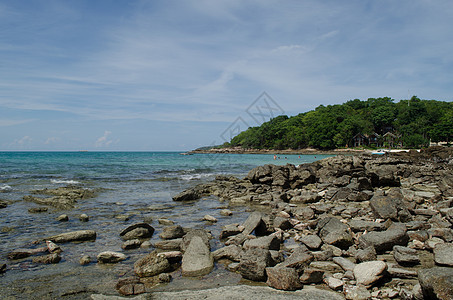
[32,253,61,264]
[47,230,96,243]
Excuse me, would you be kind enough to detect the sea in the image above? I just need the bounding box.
[0,151,330,298]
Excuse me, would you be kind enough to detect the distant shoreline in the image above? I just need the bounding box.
[189,147,366,155]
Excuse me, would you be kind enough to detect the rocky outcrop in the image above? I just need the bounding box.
[23,186,96,209]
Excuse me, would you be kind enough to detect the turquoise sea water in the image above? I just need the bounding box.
[0,152,330,298]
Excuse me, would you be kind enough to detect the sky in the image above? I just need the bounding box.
[1,0,452,151]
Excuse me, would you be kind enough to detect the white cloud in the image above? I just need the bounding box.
[95,131,113,148]
[44,137,59,145]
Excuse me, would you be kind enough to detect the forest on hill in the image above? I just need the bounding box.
[226,96,453,150]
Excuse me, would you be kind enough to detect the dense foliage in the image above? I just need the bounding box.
[227,97,453,150]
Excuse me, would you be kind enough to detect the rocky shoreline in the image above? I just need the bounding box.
[189,146,366,155]
[2,147,453,299]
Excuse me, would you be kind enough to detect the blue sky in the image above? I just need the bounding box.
[1,0,452,151]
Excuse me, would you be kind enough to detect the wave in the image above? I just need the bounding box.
[51,179,81,185]
[0,184,12,192]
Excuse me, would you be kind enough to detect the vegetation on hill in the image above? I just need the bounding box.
[226,96,453,150]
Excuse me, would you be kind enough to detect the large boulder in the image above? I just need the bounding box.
[317,217,353,249]
[181,236,214,277]
[237,248,273,281]
[433,243,453,266]
[134,251,171,277]
[359,223,409,253]
[120,223,154,241]
[418,267,453,300]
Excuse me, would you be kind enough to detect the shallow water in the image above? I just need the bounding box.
[0,152,329,298]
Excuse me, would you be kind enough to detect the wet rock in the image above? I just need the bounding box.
[299,268,324,284]
[265,267,302,291]
[28,207,48,213]
[353,260,387,287]
[393,245,420,265]
[97,251,127,264]
[32,253,61,264]
[317,216,353,249]
[47,230,96,243]
[212,245,242,262]
[418,267,453,300]
[0,200,7,209]
[203,215,218,223]
[134,251,171,277]
[433,243,453,266]
[300,234,322,250]
[120,223,154,241]
[220,209,233,216]
[358,222,408,252]
[158,218,174,225]
[0,262,6,273]
[154,238,182,250]
[8,247,48,260]
[172,189,201,201]
[116,277,145,296]
[122,239,143,250]
[79,214,89,222]
[79,255,91,265]
[57,214,69,222]
[219,224,243,239]
[238,248,273,281]
[159,225,185,240]
[181,236,214,277]
[225,233,248,246]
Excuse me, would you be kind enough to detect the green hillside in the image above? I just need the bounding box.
[227,96,453,150]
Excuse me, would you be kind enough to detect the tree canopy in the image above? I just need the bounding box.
[227,97,453,150]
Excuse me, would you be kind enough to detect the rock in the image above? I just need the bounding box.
[353,261,387,287]
[57,214,69,222]
[323,276,343,291]
[358,222,408,253]
[120,223,154,241]
[345,285,372,300]
[203,215,218,223]
[122,239,142,250]
[157,251,182,263]
[181,229,211,252]
[181,236,214,277]
[158,218,174,225]
[32,253,61,264]
[300,234,322,250]
[294,206,315,220]
[355,246,377,262]
[387,265,418,278]
[333,257,356,272]
[219,224,243,239]
[418,267,453,300]
[265,267,302,291]
[45,240,61,253]
[276,246,313,271]
[80,255,91,265]
[47,230,96,243]
[225,233,248,246]
[220,209,233,216]
[212,245,242,262]
[237,248,273,281]
[243,234,281,251]
[172,189,201,201]
[348,219,386,232]
[317,216,353,249]
[309,261,342,273]
[116,277,145,296]
[158,273,172,283]
[369,194,398,220]
[241,211,265,235]
[28,207,48,213]
[0,200,7,208]
[0,262,6,273]
[134,251,171,277]
[8,247,50,260]
[79,214,89,222]
[273,216,292,230]
[426,237,445,250]
[154,238,182,250]
[393,245,420,265]
[299,268,324,284]
[159,225,185,240]
[97,251,127,264]
[433,243,453,266]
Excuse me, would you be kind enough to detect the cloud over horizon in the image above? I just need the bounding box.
[1,0,452,150]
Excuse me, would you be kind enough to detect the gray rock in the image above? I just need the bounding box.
[358,222,408,253]
[212,245,242,262]
[220,209,233,216]
[266,267,302,291]
[317,217,353,249]
[387,265,417,278]
[276,246,313,272]
[158,273,172,283]
[181,236,214,277]
[80,255,91,265]
[134,251,171,277]
[97,251,127,264]
[348,219,386,232]
[122,239,142,250]
[47,230,96,243]
[309,261,342,273]
[345,285,372,300]
[393,245,420,265]
[219,224,242,239]
[323,276,343,291]
[433,243,453,266]
[355,246,377,262]
[28,207,48,213]
[203,214,217,222]
[172,188,201,201]
[120,223,154,241]
[79,214,89,222]
[294,206,315,220]
[243,234,281,251]
[418,267,453,300]
[353,261,387,287]
[116,277,145,296]
[333,257,356,272]
[369,194,398,220]
[273,216,292,230]
[158,218,174,225]
[242,211,265,235]
[32,253,61,264]
[238,248,273,281]
[300,234,322,250]
[159,225,185,240]
[57,214,69,222]
[181,229,211,251]
[154,238,182,250]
